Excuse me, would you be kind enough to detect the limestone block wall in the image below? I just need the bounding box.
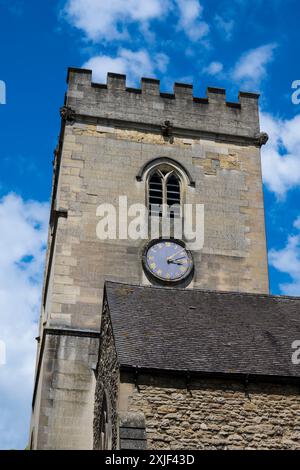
[32,68,270,450]
[31,332,98,449]
[39,68,269,332]
[46,121,269,331]
[121,376,300,450]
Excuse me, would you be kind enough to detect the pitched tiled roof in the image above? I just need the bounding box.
[104,281,300,379]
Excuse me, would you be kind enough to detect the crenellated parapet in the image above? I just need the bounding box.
[65,67,266,145]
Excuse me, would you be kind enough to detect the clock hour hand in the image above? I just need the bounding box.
[167,256,185,264]
[167,259,184,265]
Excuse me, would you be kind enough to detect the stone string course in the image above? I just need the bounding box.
[126,381,300,450]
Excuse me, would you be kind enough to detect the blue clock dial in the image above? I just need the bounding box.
[143,240,193,284]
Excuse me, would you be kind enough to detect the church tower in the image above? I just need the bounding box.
[30,68,269,449]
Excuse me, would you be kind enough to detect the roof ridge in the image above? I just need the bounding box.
[104,280,300,301]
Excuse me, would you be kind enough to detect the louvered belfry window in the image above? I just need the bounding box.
[148,167,181,217]
[149,171,163,216]
[166,173,181,218]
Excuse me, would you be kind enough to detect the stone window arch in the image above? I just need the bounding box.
[148,166,182,218]
[99,390,112,450]
[136,157,194,219]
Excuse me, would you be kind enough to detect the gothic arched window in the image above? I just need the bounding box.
[166,173,181,208]
[148,166,182,218]
[149,171,163,216]
[99,391,112,450]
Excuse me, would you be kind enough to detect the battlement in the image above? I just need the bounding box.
[65,67,262,142]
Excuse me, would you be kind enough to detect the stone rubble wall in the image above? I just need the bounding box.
[93,303,119,449]
[125,379,300,450]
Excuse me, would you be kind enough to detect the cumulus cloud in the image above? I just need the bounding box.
[203,61,223,75]
[83,48,169,85]
[63,0,170,41]
[232,43,277,90]
[214,14,234,41]
[63,0,209,43]
[63,0,210,82]
[269,217,300,296]
[0,193,48,449]
[260,112,300,197]
[175,0,209,41]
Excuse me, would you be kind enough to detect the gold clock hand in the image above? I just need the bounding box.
[167,256,185,264]
[167,249,185,261]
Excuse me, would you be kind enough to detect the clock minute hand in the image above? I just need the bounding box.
[167,249,185,261]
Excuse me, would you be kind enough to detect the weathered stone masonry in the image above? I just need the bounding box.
[93,302,119,450]
[43,69,269,334]
[95,282,300,450]
[31,330,98,450]
[121,376,300,450]
[31,68,270,449]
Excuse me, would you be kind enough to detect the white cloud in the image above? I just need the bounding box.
[260,112,300,197]
[203,61,223,75]
[63,0,210,44]
[214,14,234,41]
[269,219,300,296]
[63,0,170,41]
[83,48,169,86]
[294,217,300,230]
[0,193,48,449]
[232,43,277,90]
[175,0,209,41]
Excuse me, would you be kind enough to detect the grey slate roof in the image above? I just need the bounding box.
[104,281,300,379]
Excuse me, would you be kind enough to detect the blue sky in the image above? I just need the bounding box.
[0,0,300,449]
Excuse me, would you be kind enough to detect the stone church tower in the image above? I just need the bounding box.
[30,68,300,450]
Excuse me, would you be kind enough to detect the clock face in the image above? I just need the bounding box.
[142,239,194,285]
